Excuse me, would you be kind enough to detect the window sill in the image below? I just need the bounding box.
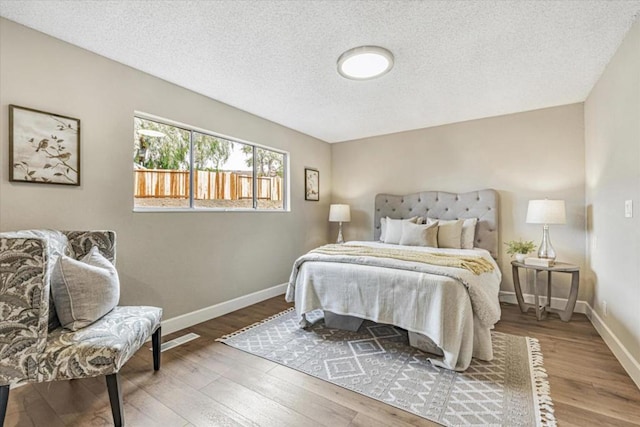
[133,207,290,213]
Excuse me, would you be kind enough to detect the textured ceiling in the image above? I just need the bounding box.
[1,1,639,143]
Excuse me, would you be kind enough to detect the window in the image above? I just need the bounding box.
[134,115,287,211]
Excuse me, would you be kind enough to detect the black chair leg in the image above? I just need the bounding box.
[106,374,124,427]
[1,385,9,426]
[152,327,161,371]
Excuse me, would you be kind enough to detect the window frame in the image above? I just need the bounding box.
[133,112,290,213]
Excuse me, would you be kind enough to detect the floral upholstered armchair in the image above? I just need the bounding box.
[0,230,162,427]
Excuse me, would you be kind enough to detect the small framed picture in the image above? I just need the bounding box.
[9,105,81,186]
[305,168,319,201]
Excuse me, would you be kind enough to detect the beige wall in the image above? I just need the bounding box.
[585,19,640,366]
[0,18,331,319]
[332,104,587,299]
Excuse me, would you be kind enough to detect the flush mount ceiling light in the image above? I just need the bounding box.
[337,46,394,80]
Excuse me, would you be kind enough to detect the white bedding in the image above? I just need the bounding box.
[285,241,502,371]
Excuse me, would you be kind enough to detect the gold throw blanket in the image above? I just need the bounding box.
[311,244,494,275]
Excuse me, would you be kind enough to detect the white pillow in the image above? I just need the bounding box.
[383,216,419,244]
[427,217,477,249]
[399,221,438,247]
[379,217,387,242]
[51,246,120,331]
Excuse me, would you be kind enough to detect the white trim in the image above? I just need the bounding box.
[133,207,291,213]
[584,304,640,389]
[161,283,288,336]
[134,110,289,155]
[499,291,640,389]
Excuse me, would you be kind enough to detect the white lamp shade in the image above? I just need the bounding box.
[329,204,351,222]
[526,200,566,224]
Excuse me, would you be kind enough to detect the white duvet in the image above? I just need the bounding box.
[285,241,502,371]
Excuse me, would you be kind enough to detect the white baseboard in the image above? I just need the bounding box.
[499,291,640,389]
[161,283,288,336]
[584,304,640,389]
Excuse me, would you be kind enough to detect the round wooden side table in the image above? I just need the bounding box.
[511,260,580,321]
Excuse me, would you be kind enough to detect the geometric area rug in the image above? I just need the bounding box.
[218,308,557,427]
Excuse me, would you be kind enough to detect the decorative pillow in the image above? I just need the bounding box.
[379,217,387,242]
[460,218,478,249]
[383,217,419,244]
[399,221,438,247]
[427,217,478,249]
[51,246,120,331]
[426,218,464,249]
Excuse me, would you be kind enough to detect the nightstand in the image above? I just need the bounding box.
[511,261,579,321]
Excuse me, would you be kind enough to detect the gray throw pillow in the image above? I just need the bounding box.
[51,246,120,331]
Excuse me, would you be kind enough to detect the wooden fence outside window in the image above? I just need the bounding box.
[134,169,282,201]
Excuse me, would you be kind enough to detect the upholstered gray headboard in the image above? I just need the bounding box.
[374,189,499,258]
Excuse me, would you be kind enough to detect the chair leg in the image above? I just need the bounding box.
[1,385,9,426]
[106,374,124,427]
[152,326,161,371]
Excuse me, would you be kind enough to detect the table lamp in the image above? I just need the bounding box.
[329,204,351,244]
[526,199,566,261]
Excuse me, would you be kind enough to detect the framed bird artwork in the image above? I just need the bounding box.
[9,105,81,186]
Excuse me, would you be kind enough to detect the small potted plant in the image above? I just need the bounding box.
[504,239,536,262]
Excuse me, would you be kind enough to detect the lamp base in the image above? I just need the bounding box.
[336,222,344,244]
[537,224,556,261]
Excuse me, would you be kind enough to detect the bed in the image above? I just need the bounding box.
[286,189,502,371]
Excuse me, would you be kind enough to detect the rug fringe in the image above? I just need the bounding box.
[216,307,295,342]
[527,337,557,427]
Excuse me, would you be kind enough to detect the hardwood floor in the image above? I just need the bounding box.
[5,298,640,426]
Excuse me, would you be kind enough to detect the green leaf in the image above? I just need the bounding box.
[43,164,52,169]
[53,173,63,176]
[28,171,35,176]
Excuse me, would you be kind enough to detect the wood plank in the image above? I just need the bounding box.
[5,297,639,427]
[220,362,357,427]
[4,384,65,427]
[122,354,254,426]
[267,365,437,427]
[201,376,322,427]
[77,374,189,427]
[32,379,110,426]
[552,401,640,427]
